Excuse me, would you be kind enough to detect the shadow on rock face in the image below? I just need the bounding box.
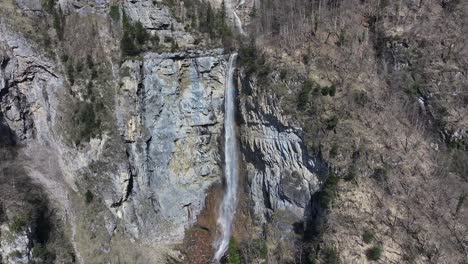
[0,116,16,147]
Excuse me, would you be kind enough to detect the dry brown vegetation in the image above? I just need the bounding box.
[240,0,468,263]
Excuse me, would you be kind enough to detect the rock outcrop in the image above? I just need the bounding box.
[0,0,230,261]
[115,50,227,242]
[0,23,229,242]
[0,226,31,264]
[238,75,326,222]
[123,0,195,48]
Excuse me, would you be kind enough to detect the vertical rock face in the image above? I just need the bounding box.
[0,24,228,258]
[238,77,326,222]
[0,3,229,258]
[0,26,61,144]
[114,50,227,242]
[123,0,195,48]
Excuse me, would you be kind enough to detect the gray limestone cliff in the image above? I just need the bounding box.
[115,50,227,242]
[238,74,326,224]
[0,23,230,260]
[0,0,231,260]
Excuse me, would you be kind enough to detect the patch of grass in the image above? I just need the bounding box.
[52,7,65,41]
[164,36,174,43]
[325,116,339,130]
[150,34,160,49]
[323,247,340,264]
[238,238,268,262]
[306,255,317,264]
[121,11,152,57]
[41,0,55,13]
[10,214,29,233]
[75,60,84,73]
[228,237,241,264]
[86,54,94,69]
[297,79,314,110]
[61,54,69,63]
[344,165,357,182]
[109,5,120,21]
[448,137,468,150]
[329,143,338,158]
[32,243,50,260]
[321,86,330,96]
[353,90,368,106]
[72,102,102,144]
[85,190,94,204]
[9,250,22,259]
[372,167,388,183]
[66,61,74,85]
[318,173,339,209]
[302,53,311,64]
[329,85,336,96]
[280,68,288,80]
[134,21,149,45]
[256,62,271,80]
[362,229,375,244]
[456,194,466,214]
[257,239,268,259]
[170,39,179,52]
[404,81,424,97]
[239,39,260,75]
[365,245,382,261]
[312,87,320,96]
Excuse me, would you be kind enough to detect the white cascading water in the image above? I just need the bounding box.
[233,12,246,36]
[214,53,239,263]
[227,0,246,36]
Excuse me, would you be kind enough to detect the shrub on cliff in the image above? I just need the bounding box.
[366,245,382,261]
[121,14,139,57]
[228,237,241,264]
[239,39,259,75]
[298,80,314,110]
[134,22,149,45]
[362,229,375,244]
[318,173,339,209]
[32,243,51,261]
[325,116,339,130]
[41,0,55,13]
[72,102,102,144]
[323,247,340,264]
[66,61,74,85]
[329,85,336,96]
[109,5,120,21]
[353,90,368,106]
[85,190,94,204]
[10,214,29,233]
[121,12,152,57]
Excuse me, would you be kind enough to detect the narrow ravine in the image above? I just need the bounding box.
[214,53,239,263]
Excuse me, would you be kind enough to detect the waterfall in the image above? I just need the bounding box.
[214,53,239,263]
[228,0,246,36]
[233,12,246,36]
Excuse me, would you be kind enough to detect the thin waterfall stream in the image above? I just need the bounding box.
[213,0,247,261]
[214,53,239,263]
[227,0,246,36]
